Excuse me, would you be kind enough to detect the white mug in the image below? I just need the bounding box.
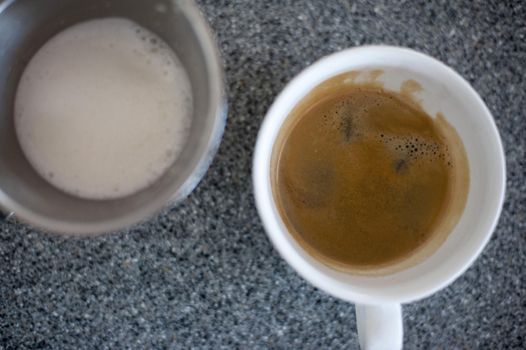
[252,46,505,349]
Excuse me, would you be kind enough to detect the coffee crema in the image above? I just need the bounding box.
[272,72,469,274]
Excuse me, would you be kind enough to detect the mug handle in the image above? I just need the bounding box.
[356,303,403,350]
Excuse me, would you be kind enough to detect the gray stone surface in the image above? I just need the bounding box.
[1,0,525,349]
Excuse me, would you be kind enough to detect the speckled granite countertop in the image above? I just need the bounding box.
[1,1,525,349]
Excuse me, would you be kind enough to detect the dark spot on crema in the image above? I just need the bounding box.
[340,115,354,142]
[394,159,409,173]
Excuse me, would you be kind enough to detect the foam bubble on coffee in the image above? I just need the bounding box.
[326,93,453,168]
[15,18,192,200]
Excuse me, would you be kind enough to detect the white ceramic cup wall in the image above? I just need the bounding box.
[253,46,505,349]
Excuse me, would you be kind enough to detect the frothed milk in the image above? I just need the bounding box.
[15,18,192,200]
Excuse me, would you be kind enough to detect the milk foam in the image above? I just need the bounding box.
[15,18,192,200]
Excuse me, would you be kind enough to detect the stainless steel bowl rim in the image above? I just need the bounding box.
[0,0,226,234]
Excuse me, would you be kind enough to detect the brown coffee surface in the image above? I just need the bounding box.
[273,76,469,273]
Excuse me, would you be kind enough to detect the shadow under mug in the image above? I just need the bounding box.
[0,0,226,235]
[253,46,505,350]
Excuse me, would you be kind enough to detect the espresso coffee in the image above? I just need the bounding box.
[272,73,469,274]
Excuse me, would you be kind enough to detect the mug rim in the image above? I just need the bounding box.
[252,45,506,304]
